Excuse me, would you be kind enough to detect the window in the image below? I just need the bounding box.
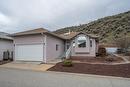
[56,44,59,51]
[77,36,86,48]
[73,41,75,47]
[90,39,92,47]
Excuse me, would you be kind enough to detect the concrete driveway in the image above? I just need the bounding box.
[0,62,54,71]
[0,68,130,87]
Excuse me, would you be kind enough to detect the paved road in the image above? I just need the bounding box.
[0,68,130,87]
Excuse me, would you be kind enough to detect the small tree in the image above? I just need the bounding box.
[98,46,107,57]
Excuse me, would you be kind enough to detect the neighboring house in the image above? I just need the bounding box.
[0,32,13,60]
[11,28,98,63]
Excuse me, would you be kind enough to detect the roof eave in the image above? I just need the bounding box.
[10,32,43,37]
[0,37,13,41]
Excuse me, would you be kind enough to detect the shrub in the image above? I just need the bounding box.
[62,60,73,67]
[98,46,107,57]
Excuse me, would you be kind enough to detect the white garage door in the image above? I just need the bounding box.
[15,44,43,61]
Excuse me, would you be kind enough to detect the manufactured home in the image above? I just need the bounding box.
[11,28,98,63]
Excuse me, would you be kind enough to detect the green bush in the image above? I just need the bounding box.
[62,60,73,67]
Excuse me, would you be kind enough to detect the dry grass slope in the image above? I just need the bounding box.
[54,11,130,44]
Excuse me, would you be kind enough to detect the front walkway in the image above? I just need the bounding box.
[0,62,55,71]
[114,54,130,63]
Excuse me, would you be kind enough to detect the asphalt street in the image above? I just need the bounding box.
[0,68,130,87]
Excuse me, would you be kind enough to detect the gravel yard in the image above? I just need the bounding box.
[48,62,130,78]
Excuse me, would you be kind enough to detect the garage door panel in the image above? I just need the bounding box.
[15,44,43,61]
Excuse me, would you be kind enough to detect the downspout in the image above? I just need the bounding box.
[41,33,47,63]
[13,40,16,61]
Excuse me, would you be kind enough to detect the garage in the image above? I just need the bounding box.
[15,44,43,61]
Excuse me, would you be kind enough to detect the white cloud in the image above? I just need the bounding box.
[0,12,19,33]
[0,12,11,24]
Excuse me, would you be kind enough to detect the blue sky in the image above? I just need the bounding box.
[0,0,130,33]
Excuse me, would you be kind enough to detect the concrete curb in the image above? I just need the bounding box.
[45,71,130,80]
[0,66,130,80]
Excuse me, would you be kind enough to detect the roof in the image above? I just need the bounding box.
[45,32,66,40]
[11,28,98,40]
[59,32,99,40]
[11,28,49,36]
[11,28,65,40]
[0,32,13,40]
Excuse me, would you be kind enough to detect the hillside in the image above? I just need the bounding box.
[54,11,130,44]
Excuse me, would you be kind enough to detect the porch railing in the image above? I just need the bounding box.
[65,44,72,59]
[59,42,73,60]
